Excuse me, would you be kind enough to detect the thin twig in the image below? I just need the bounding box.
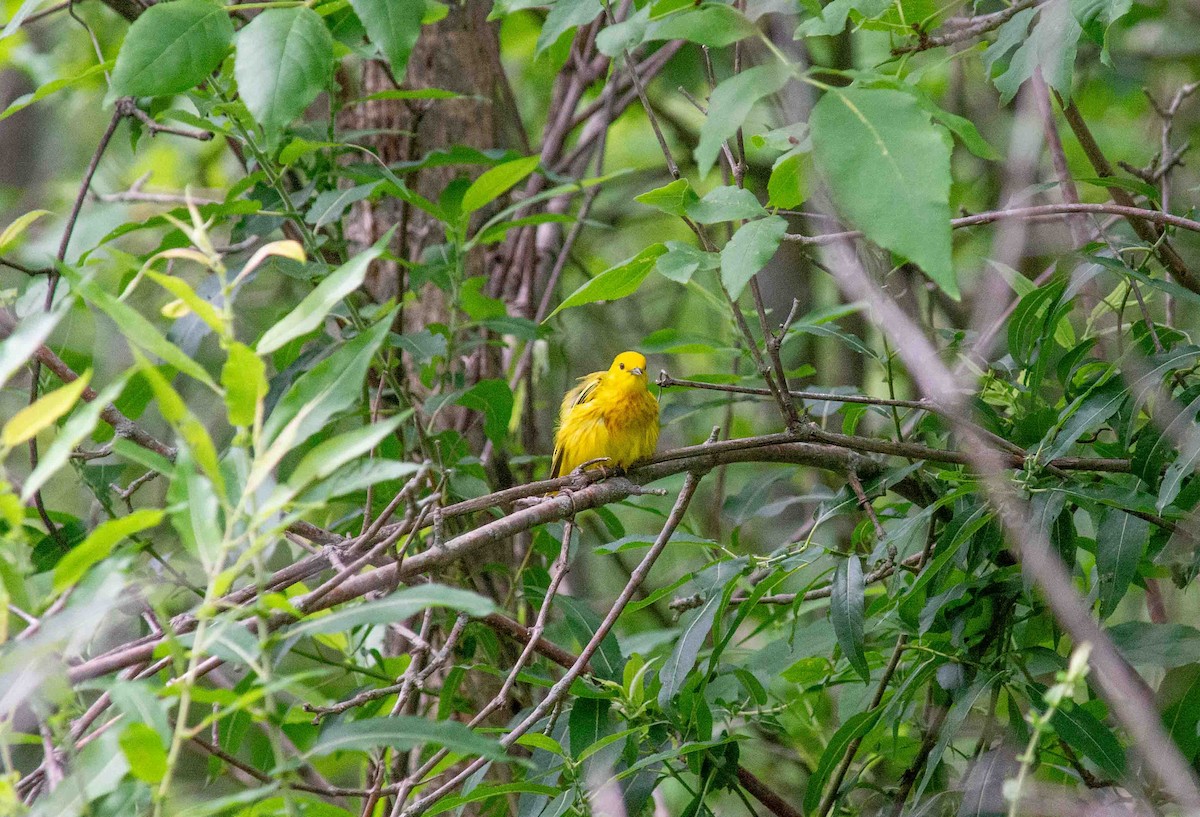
[824,235,1200,811]
[1057,95,1200,294]
[399,470,705,816]
[115,97,213,141]
[783,202,1200,246]
[892,0,1041,54]
[816,635,909,817]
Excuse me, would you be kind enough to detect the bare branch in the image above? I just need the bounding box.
[783,202,1200,246]
[892,0,1041,54]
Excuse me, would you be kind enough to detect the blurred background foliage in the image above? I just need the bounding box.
[2,0,1200,815]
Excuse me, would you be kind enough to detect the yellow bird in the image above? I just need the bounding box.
[551,351,660,478]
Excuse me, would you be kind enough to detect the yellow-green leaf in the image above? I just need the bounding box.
[1,371,91,449]
[145,270,225,334]
[0,209,50,254]
[53,508,164,593]
[222,342,267,428]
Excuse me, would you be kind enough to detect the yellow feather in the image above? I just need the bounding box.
[551,351,660,478]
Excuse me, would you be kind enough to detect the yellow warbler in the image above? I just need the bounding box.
[551,351,660,478]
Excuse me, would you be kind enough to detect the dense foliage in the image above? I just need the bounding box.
[2,0,1200,815]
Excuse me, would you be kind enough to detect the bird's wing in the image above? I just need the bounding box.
[560,371,603,417]
[552,371,604,477]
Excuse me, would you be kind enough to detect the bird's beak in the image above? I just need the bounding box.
[631,367,644,376]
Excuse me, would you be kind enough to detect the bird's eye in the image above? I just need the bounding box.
[619,363,625,370]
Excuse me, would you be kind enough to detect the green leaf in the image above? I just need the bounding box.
[305,181,380,230]
[257,228,393,354]
[831,554,869,683]
[286,414,406,491]
[119,721,168,784]
[289,585,496,638]
[139,359,224,492]
[110,0,233,98]
[992,0,1082,104]
[0,304,67,390]
[0,209,50,254]
[308,716,507,760]
[767,151,807,209]
[1109,622,1200,668]
[262,312,393,446]
[720,216,786,300]
[557,595,624,681]
[634,178,699,217]
[1,370,91,449]
[535,0,602,53]
[235,7,333,135]
[1160,665,1200,761]
[461,155,540,214]
[53,509,164,594]
[0,62,112,123]
[546,244,666,320]
[426,785,562,816]
[696,63,791,178]
[350,0,423,79]
[810,86,956,297]
[644,5,759,46]
[685,185,767,224]
[1050,702,1125,778]
[803,709,883,813]
[22,376,129,502]
[655,242,718,285]
[568,698,610,758]
[1038,379,1125,462]
[658,593,719,707]
[795,0,891,37]
[925,106,1000,161]
[68,272,219,390]
[457,379,513,445]
[1095,508,1148,618]
[144,269,224,334]
[221,342,267,428]
[1071,0,1132,64]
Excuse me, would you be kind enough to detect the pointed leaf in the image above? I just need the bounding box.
[2,370,90,448]
[257,228,393,354]
[461,155,540,214]
[110,0,233,97]
[308,716,507,760]
[546,244,666,320]
[234,7,333,134]
[720,216,786,299]
[53,509,164,594]
[0,209,50,254]
[831,554,869,683]
[1096,508,1148,618]
[350,0,423,79]
[696,63,791,177]
[810,86,956,296]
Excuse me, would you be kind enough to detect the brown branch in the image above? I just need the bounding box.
[0,257,52,276]
[399,470,705,816]
[737,767,804,817]
[892,0,1041,54]
[115,97,213,141]
[783,202,1200,246]
[61,421,1159,687]
[1057,96,1200,294]
[394,520,579,810]
[887,703,949,816]
[823,237,1200,810]
[817,635,909,817]
[659,371,932,411]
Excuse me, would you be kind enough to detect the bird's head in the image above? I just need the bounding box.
[608,351,648,386]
